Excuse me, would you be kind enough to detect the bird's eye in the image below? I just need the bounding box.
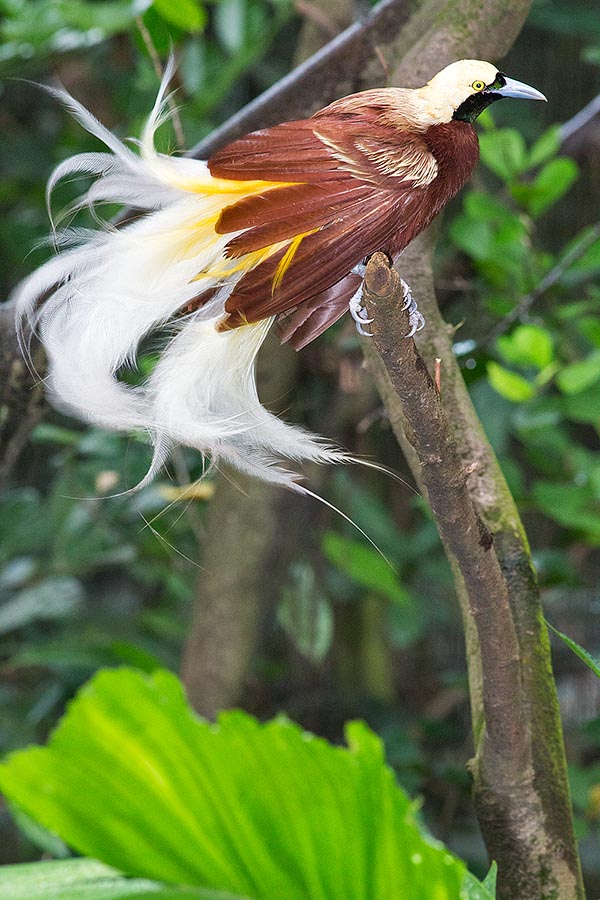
[472,80,486,92]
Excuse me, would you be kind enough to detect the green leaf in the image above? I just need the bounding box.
[479,129,527,181]
[152,0,206,33]
[463,192,514,224]
[0,858,236,900]
[214,0,245,52]
[448,217,494,261]
[576,316,600,348]
[532,482,600,542]
[0,668,485,900]
[448,198,528,279]
[560,381,600,425]
[556,350,600,395]
[482,863,497,894]
[462,867,496,900]
[547,623,600,680]
[0,577,84,635]
[564,236,600,281]
[496,325,554,371]
[513,158,578,218]
[323,532,411,606]
[526,125,561,169]
[487,362,535,402]
[277,563,333,663]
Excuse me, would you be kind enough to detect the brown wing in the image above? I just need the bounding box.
[216,180,371,255]
[209,120,346,183]
[276,274,362,350]
[219,190,417,328]
[209,111,438,188]
[208,107,439,332]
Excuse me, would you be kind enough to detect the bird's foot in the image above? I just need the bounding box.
[400,278,425,338]
[348,284,373,337]
[348,264,425,339]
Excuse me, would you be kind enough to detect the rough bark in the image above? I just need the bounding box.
[180,453,282,717]
[0,305,46,487]
[363,251,584,900]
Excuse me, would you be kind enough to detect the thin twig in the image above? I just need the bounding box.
[485,220,600,345]
[374,44,389,84]
[434,357,442,396]
[560,92,600,145]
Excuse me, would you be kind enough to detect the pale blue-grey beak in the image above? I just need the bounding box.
[496,76,547,102]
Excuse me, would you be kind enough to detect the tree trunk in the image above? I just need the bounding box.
[0,305,46,487]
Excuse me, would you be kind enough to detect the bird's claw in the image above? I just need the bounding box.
[406,309,426,338]
[400,278,426,338]
[349,285,373,337]
[348,271,425,340]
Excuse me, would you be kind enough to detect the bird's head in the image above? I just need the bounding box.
[414,60,546,126]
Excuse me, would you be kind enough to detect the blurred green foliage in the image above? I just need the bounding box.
[530,0,600,65]
[2,0,600,893]
[0,424,198,753]
[444,111,600,548]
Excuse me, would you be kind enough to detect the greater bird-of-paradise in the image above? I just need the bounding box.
[15,60,546,488]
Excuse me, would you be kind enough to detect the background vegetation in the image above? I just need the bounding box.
[2,0,600,894]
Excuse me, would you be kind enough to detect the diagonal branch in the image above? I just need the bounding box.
[189,0,413,159]
[363,253,527,766]
[362,250,584,899]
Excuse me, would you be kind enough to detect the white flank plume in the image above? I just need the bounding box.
[13,67,346,489]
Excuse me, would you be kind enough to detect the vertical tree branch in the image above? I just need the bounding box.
[0,305,46,487]
[180,465,283,718]
[363,251,583,899]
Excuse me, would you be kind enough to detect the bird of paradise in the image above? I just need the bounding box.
[15,59,545,489]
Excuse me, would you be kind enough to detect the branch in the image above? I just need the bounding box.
[485,219,600,345]
[560,91,600,145]
[363,248,584,899]
[0,305,46,486]
[363,252,529,763]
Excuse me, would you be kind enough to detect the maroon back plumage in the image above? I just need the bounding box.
[208,102,479,347]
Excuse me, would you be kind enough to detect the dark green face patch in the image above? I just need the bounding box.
[453,72,507,123]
